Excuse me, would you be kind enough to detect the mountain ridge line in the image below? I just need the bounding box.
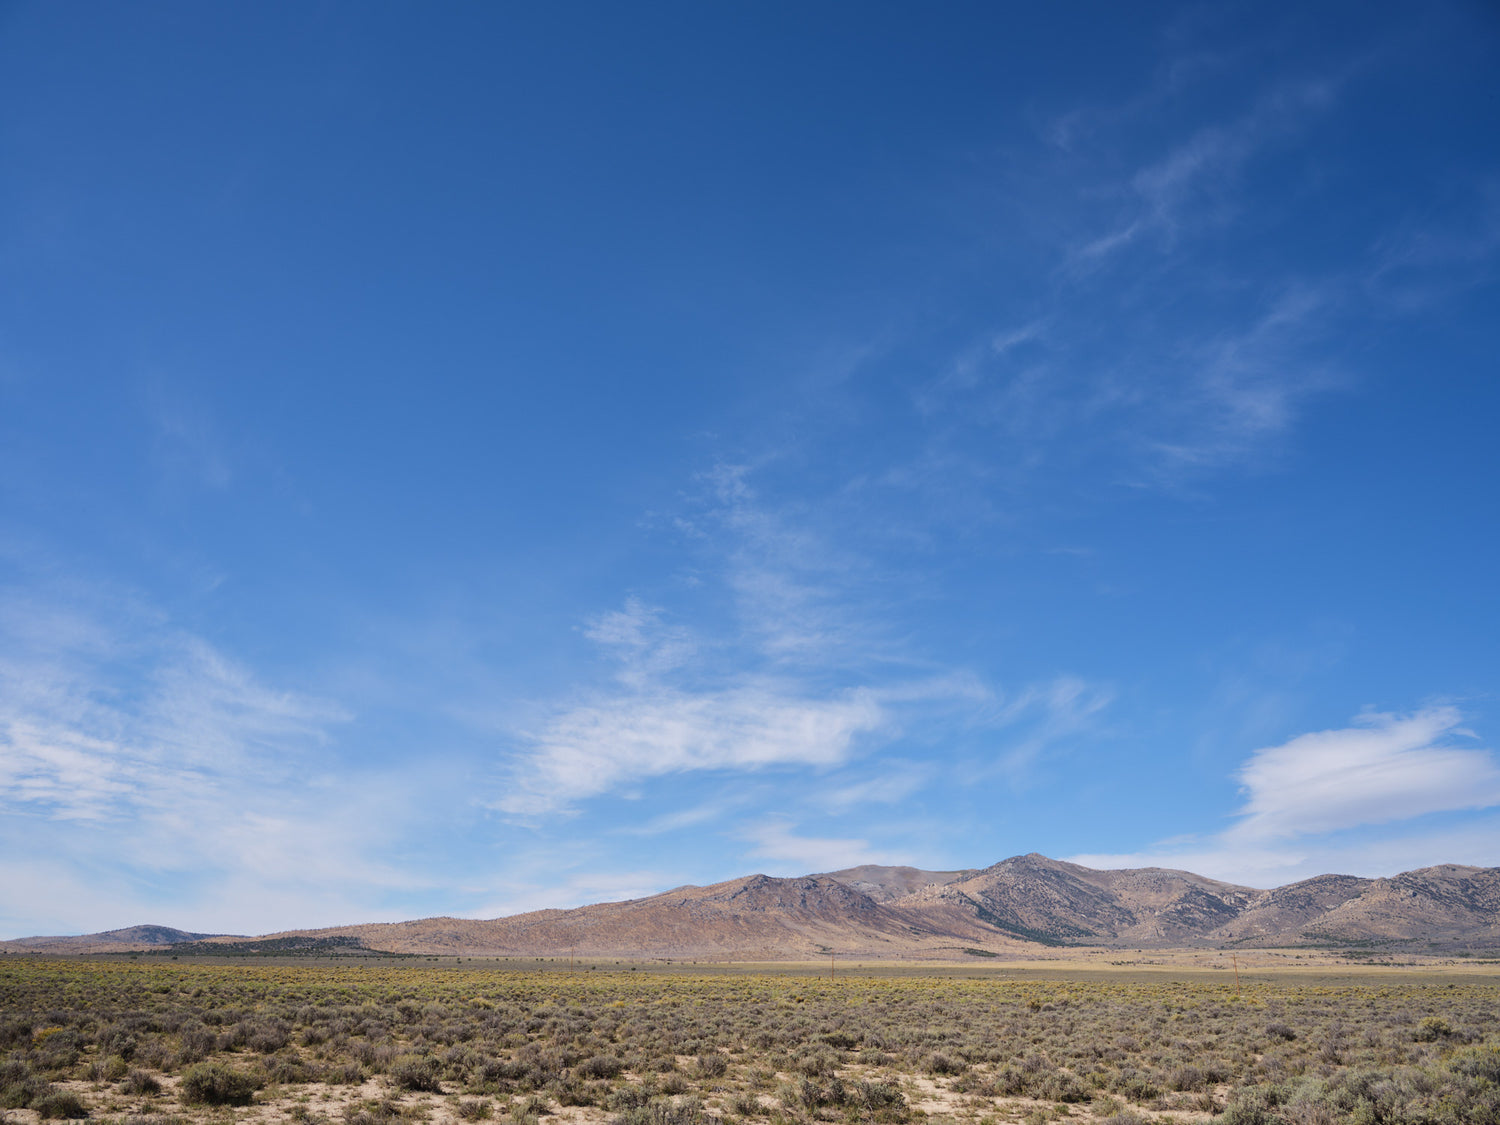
[6,853,1496,958]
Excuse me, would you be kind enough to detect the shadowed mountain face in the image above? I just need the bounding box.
[5,857,1497,958]
[915,854,1260,946]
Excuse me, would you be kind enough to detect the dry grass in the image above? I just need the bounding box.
[0,958,1495,1125]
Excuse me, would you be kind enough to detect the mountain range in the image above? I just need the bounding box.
[5,854,1497,958]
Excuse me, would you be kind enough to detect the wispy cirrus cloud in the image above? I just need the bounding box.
[495,465,1108,820]
[0,565,447,937]
[1068,75,1340,267]
[908,69,1360,496]
[497,676,888,818]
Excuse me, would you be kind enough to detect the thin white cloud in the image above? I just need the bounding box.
[990,676,1115,775]
[497,680,887,817]
[1069,707,1500,886]
[1070,76,1339,267]
[497,455,1114,820]
[1227,706,1500,842]
[582,597,697,689]
[0,572,453,937]
[1144,283,1345,474]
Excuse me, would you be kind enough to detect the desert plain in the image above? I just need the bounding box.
[1,949,1496,1125]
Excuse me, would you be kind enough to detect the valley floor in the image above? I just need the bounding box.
[1,958,1496,1125]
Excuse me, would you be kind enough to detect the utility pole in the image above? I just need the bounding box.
[1231,954,1240,996]
[830,951,835,981]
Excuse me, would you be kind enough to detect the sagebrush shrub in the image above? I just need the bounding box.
[179,1062,257,1106]
[387,1055,441,1093]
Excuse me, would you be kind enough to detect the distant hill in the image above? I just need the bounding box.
[5,855,1496,958]
[1,924,235,955]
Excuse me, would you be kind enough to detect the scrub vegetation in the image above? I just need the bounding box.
[0,959,1496,1125]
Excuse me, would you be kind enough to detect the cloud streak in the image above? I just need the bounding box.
[0,569,448,937]
[498,678,887,817]
[1070,707,1500,886]
[1070,76,1339,267]
[1227,706,1500,842]
[496,467,1108,821]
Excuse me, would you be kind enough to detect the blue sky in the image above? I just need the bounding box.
[3,1,1499,938]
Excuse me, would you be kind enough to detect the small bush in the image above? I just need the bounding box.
[101,1056,131,1082]
[730,1092,763,1116]
[579,1055,625,1080]
[854,1080,904,1112]
[32,1088,89,1120]
[515,1094,552,1119]
[179,1063,257,1106]
[794,1048,836,1077]
[924,1052,964,1075]
[121,1071,162,1096]
[388,1055,441,1093]
[694,1054,728,1079]
[0,1020,32,1049]
[606,1086,655,1112]
[1167,1065,1204,1092]
[611,1096,714,1125]
[456,1099,492,1120]
[1415,1016,1453,1041]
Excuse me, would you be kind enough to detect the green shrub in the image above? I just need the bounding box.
[179,1062,257,1106]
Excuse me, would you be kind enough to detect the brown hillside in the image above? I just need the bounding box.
[6,856,1496,958]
